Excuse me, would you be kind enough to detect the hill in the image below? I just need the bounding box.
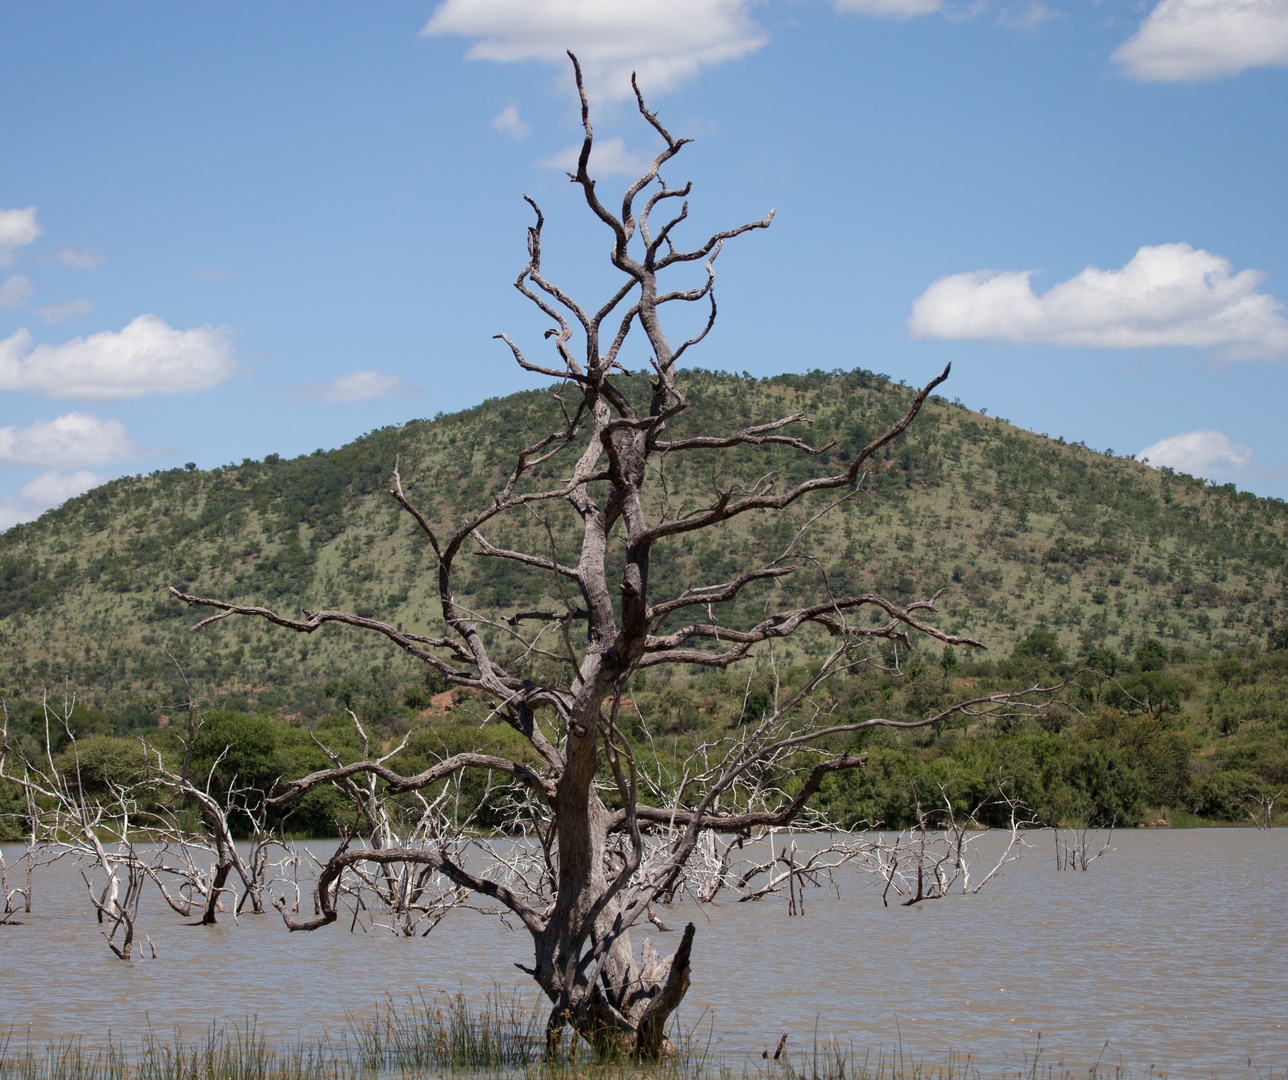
[2,366,1285,725]
[2,366,1287,833]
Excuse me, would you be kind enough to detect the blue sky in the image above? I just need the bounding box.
[2,0,1287,528]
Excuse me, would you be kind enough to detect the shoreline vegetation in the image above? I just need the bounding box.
[1,995,1280,1080]
[4,632,1284,843]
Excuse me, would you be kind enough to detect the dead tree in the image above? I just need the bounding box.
[1053,819,1115,870]
[0,848,28,924]
[0,691,294,947]
[293,711,477,937]
[869,781,1036,906]
[143,747,288,921]
[1246,788,1282,830]
[1,693,157,956]
[169,53,1058,1059]
[0,780,38,924]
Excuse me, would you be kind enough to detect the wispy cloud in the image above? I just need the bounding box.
[492,102,531,141]
[833,0,944,17]
[0,412,137,469]
[3,273,95,322]
[537,136,650,176]
[1139,429,1252,478]
[295,370,421,402]
[422,0,769,101]
[35,298,94,324]
[1114,0,1288,81]
[0,207,42,267]
[196,267,232,282]
[47,247,104,271]
[997,0,1065,30]
[0,315,242,400]
[909,243,1288,359]
[0,274,35,310]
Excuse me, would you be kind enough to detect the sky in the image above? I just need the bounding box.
[2,0,1287,530]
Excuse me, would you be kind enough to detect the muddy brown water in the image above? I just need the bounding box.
[1,829,1284,1077]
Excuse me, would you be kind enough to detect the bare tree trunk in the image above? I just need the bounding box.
[164,52,1070,1058]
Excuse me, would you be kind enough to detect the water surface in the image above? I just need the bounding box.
[1,829,1283,1077]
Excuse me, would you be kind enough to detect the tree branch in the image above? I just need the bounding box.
[274,844,544,935]
[266,752,556,808]
[634,364,951,547]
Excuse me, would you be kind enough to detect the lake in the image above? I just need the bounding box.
[1,828,1284,1077]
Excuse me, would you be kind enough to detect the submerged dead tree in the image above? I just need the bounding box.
[170,55,1054,1058]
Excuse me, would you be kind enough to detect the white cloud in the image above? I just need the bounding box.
[1113,0,1288,81]
[0,469,105,532]
[0,207,42,266]
[0,274,34,310]
[0,412,137,469]
[15,469,105,506]
[537,136,651,175]
[0,314,241,400]
[1138,429,1252,477]
[48,247,104,271]
[997,0,1065,30]
[492,102,531,140]
[834,0,944,17]
[298,370,421,402]
[422,0,769,101]
[35,298,94,324]
[909,243,1288,359]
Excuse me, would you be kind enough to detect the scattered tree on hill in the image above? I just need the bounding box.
[169,56,1060,1058]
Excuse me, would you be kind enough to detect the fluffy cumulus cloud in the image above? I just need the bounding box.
[908,243,1288,359]
[0,469,105,532]
[537,136,650,176]
[298,370,421,402]
[0,207,42,266]
[0,314,241,400]
[1113,0,1288,81]
[422,0,769,100]
[0,412,137,469]
[1138,429,1252,477]
[833,0,944,17]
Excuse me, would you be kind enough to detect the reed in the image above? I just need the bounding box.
[2,1009,1282,1080]
[0,1020,353,1080]
[0,995,704,1080]
[737,1030,1288,1080]
[350,991,717,1080]
[351,991,544,1072]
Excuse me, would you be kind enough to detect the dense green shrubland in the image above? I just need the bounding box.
[3,632,1285,840]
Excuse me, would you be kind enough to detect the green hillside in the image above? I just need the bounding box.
[2,366,1285,724]
[3,366,1287,833]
